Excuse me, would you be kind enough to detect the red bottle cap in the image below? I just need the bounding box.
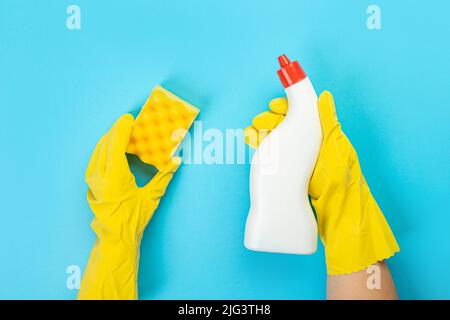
[277,54,306,88]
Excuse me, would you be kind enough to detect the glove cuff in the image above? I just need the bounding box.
[324,194,400,275]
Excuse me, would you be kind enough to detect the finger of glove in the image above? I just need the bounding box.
[244,126,271,149]
[143,157,181,197]
[269,97,288,114]
[253,111,284,131]
[244,126,259,148]
[318,91,339,137]
[105,114,135,173]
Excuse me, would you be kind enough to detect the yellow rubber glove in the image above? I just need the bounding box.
[78,114,180,300]
[245,92,399,275]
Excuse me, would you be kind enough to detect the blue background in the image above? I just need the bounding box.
[0,0,449,299]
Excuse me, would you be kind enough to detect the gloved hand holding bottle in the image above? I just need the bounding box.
[245,91,400,298]
[78,114,180,300]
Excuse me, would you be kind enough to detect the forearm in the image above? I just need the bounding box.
[78,238,140,300]
[327,261,398,300]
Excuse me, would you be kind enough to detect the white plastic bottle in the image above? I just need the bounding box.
[244,54,322,254]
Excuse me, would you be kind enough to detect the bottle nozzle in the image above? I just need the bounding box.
[277,54,306,89]
[278,55,291,67]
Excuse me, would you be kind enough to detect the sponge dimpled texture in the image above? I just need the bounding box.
[127,86,199,171]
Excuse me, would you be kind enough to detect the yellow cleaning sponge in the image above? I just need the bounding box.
[127,86,199,170]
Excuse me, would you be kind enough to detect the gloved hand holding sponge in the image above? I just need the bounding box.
[244,91,399,275]
[78,87,199,300]
[77,114,181,299]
